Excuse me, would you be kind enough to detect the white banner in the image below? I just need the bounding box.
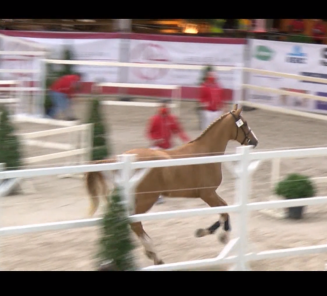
[248,39,327,114]
[0,35,47,81]
[2,33,245,92]
[20,37,121,83]
[128,39,245,89]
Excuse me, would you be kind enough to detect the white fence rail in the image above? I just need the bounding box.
[1,145,327,271]
[17,123,93,166]
[238,66,327,187]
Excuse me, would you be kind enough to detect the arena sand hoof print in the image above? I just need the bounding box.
[218,232,230,244]
[194,228,210,238]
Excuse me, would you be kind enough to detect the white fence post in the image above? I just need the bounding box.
[233,63,244,105]
[233,145,252,271]
[38,54,47,118]
[117,154,136,215]
[271,158,280,189]
[0,162,4,271]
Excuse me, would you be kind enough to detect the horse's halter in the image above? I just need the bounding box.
[229,111,252,145]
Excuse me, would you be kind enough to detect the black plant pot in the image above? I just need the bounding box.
[45,107,52,116]
[287,206,305,219]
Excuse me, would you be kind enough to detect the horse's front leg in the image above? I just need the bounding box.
[195,190,231,244]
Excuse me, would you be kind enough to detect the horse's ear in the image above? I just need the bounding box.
[235,106,243,116]
[233,103,238,111]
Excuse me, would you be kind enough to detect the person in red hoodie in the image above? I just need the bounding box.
[48,72,83,120]
[289,19,305,34]
[199,70,225,130]
[312,19,326,44]
[146,99,190,150]
[146,99,190,204]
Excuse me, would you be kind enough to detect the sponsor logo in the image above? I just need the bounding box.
[130,43,171,80]
[280,88,309,108]
[253,45,274,61]
[251,94,273,101]
[286,46,307,64]
[253,74,281,81]
[315,92,327,110]
[300,72,327,85]
[321,48,327,66]
[252,66,281,81]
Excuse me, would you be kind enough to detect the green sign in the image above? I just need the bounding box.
[254,45,274,61]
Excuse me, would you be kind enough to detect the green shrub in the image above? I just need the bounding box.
[85,97,111,160]
[199,64,213,85]
[0,105,22,171]
[96,186,137,271]
[274,173,316,199]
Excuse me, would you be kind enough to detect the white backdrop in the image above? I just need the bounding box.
[20,37,121,83]
[0,35,47,81]
[127,39,245,89]
[14,36,245,89]
[248,39,327,114]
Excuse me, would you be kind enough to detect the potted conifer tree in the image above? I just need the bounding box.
[96,186,137,271]
[85,97,111,160]
[274,173,316,219]
[0,105,23,197]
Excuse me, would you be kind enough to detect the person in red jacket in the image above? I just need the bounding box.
[147,99,190,150]
[199,70,225,130]
[289,19,305,34]
[48,73,83,120]
[312,19,326,44]
[146,99,190,204]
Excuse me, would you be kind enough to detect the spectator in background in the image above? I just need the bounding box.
[312,19,326,44]
[239,19,252,31]
[199,70,226,130]
[146,99,190,150]
[288,19,305,34]
[48,72,83,121]
[146,99,190,204]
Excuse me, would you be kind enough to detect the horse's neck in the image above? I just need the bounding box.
[169,122,231,158]
[200,126,230,154]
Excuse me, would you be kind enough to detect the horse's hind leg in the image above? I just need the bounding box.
[130,221,164,265]
[130,193,164,265]
[195,190,231,244]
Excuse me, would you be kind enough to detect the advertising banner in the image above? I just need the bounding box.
[0,35,47,81]
[248,39,327,114]
[128,39,245,89]
[19,37,121,83]
[1,32,246,99]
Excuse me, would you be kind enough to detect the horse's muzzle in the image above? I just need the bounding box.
[248,139,258,147]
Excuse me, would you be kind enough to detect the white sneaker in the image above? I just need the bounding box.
[156,196,164,204]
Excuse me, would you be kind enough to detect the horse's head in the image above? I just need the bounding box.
[228,104,258,147]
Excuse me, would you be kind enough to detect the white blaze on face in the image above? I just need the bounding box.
[249,126,258,142]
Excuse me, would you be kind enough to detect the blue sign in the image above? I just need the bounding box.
[301,72,327,85]
[286,46,307,63]
[315,92,327,110]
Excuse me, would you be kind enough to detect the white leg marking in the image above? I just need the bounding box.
[140,234,157,255]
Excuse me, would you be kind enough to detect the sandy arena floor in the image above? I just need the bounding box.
[1,97,327,271]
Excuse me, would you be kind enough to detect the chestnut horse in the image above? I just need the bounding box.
[85,104,258,265]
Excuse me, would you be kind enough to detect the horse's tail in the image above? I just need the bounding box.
[85,158,116,217]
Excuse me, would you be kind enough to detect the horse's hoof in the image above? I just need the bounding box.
[195,228,208,237]
[219,232,230,244]
[157,260,165,265]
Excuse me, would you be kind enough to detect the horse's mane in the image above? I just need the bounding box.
[189,111,230,143]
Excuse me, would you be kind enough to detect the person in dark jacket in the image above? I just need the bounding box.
[48,72,83,120]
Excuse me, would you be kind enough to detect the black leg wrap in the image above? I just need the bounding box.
[224,218,231,232]
[207,221,221,234]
